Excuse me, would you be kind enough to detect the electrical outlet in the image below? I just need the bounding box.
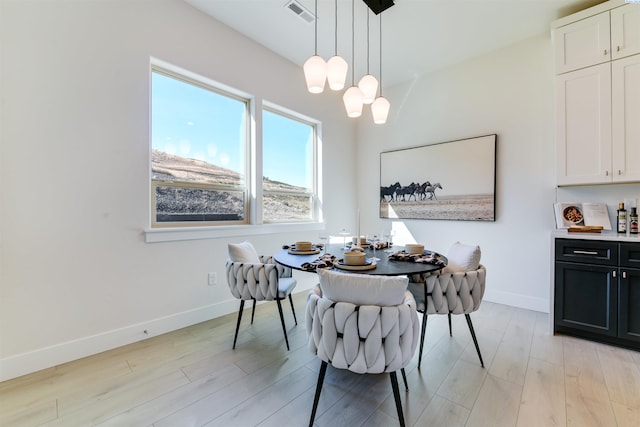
[208,272,217,286]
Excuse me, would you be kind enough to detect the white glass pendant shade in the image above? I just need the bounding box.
[358,74,378,104]
[371,96,390,124]
[326,55,348,91]
[303,55,327,94]
[343,86,364,118]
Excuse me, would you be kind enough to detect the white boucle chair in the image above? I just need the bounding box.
[408,242,486,370]
[306,269,420,427]
[226,242,297,350]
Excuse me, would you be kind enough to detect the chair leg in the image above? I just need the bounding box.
[289,293,298,325]
[276,298,290,351]
[401,368,409,391]
[309,361,328,427]
[232,300,245,349]
[448,312,452,336]
[418,312,427,370]
[389,371,406,427]
[250,298,257,325]
[465,314,484,367]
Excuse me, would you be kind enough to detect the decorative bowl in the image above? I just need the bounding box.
[295,241,313,251]
[405,244,425,254]
[343,251,366,265]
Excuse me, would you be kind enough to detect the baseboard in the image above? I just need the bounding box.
[0,299,241,382]
[0,283,318,383]
[483,289,549,313]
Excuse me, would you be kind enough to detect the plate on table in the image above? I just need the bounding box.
[288,247,321,255]
[334,259,377,271]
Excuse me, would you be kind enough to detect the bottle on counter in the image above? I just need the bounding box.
[618,202,627,234]
[631,207,638,235]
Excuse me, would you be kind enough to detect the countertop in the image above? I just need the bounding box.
[553,229,640,242]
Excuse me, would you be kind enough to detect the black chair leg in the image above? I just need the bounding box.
[309,361,328,427]
[448,312,452,336]
[401,368,409,391]
[276,298,290,350]
[390,371,406,427]
[232,300,245,349]
[289,293,298,325]
[418,312,427,370]
[465,314,484,367]
[250,298,257,325]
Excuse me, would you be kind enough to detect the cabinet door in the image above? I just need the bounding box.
[612,54,640,182]
[611,4,640,60]
[619,268,640,343]
[556,63,612,185]
[554,12,611,74]
[555,261,617,336]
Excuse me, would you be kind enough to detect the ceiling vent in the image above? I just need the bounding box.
[285,0,315,24]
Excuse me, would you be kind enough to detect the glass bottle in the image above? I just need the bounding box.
[617,202,627,234]
[630,207,638,235]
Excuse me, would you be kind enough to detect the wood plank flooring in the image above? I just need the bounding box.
[2,292,640,426]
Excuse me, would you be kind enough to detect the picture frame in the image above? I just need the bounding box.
[380,134,497,221]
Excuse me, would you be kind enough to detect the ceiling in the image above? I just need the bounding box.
[184,0,606,87]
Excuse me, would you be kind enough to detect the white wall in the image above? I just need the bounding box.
[357,34,560,312]
[0,0,356,381]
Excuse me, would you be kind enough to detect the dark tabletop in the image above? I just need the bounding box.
[273,243,447,276]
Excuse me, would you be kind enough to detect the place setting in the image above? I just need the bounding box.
[283,241,322,255]
[334,250,377,271]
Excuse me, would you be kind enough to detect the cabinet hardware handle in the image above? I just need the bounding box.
[619,170,622,175]
[606,170,609,176]
[617,46,621,52]
[613,270,617,278]
[623,271,627,279]
[573,250,598,255]
[604,49,608,55]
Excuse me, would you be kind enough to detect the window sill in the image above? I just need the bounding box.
[144,222,324,243]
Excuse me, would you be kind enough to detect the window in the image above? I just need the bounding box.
[151,68,249,226]
[262,108,317,222]
[149,63,321,233]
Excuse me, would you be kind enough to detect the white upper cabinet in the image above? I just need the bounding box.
[612,54,640,182]
[556,63,612,185]
[554,12,611,74]
[611,4,640,60]
[553,2,640,186]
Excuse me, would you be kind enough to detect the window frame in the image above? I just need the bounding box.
[150,64,252,228]
[261,103,320,224]
[145,60,323,242]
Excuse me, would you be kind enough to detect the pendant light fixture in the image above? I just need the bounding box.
[343,0,364,117]
[303,0,327,94]
[326,0,348,90]
[371,12,390,124]
[357,7,378,104]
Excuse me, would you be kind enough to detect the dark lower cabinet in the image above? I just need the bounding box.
[555,238,640,350]
[619,267,640,343]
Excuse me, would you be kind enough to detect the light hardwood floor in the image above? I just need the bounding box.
[2,292,640,427]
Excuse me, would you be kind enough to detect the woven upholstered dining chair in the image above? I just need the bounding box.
[306,269,420,427]
[225,241,297,350]
[408,242,486,370]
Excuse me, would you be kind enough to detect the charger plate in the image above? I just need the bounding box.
[334,259,377,271]
[288,247,321,255]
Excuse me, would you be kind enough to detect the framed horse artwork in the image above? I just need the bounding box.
[379,134,497,221]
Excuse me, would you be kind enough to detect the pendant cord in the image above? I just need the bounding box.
[314,0,318,55]
[379,13,383,96]
[351,0,355,85]
[334,0,338,55]
[366,10,370,74]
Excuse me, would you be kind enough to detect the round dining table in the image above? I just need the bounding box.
[273,243,447,276]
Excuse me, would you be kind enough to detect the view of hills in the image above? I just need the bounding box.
[151,150,310,221]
